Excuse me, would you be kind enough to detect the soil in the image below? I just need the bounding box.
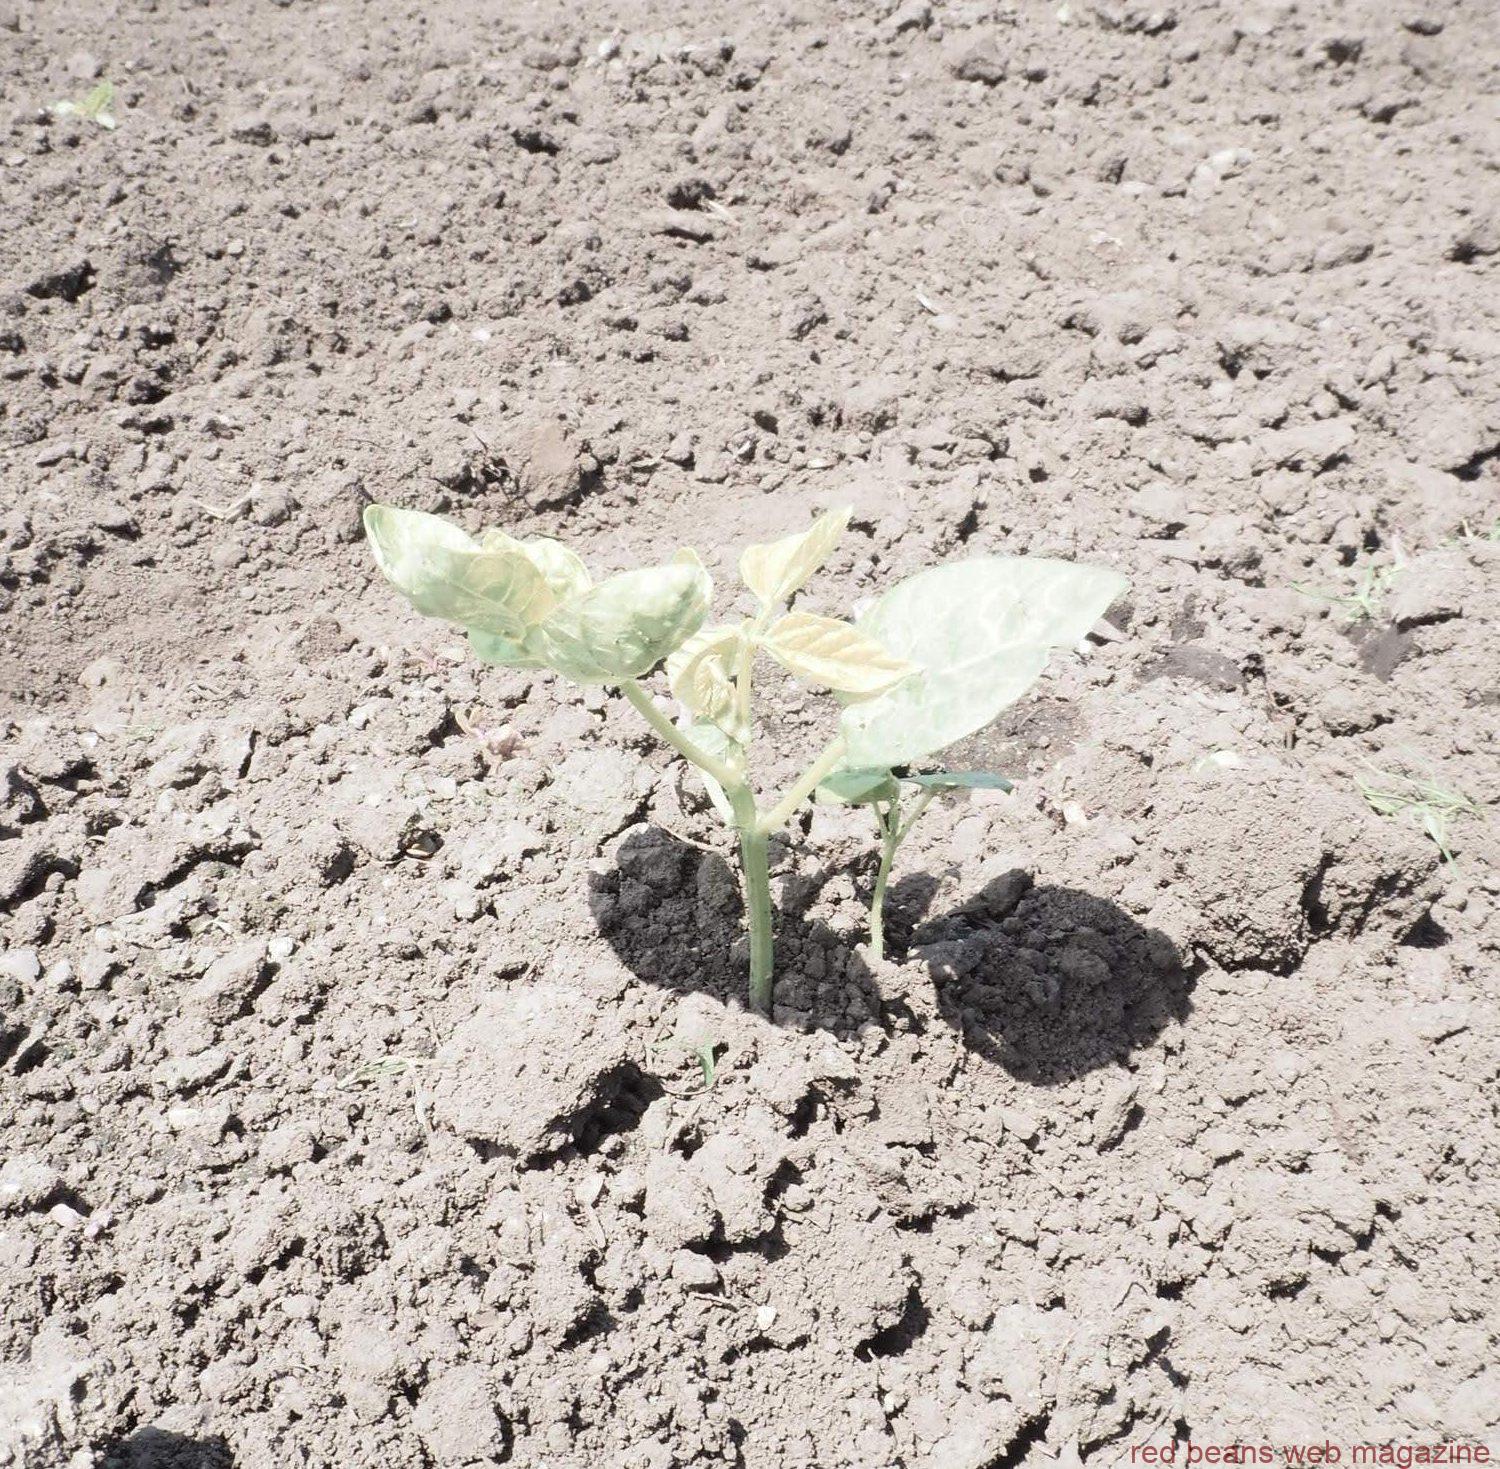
[2,0,1498,1466]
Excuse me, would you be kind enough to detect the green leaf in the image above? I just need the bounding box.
[739,505,850,607]
[815,768,901,806]
[364,504,556,638]
[538,560,713,681]
[55,81,116,129]
[905,770,1014,792]
[840,557,1128,767]
[760,610,917,698]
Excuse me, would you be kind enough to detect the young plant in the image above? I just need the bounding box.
[52,80,117,130]
[363,503,1126,1014]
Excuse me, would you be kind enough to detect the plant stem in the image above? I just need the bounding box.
[619,679,742,790]
[756,737,848,835]
[868,803,899,962]
[738,825,775,1014]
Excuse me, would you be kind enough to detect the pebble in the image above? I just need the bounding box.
[411,1366,508,1466]
[0,947,41,982]
[0,1154,64,1213]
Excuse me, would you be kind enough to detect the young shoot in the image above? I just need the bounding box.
[1356,763,1479,863]
[363,502,1127,1015]
[1292,562,1401,623]
[818,767,1015,960]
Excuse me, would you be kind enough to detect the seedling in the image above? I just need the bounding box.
[363,503,1127,1014]
[52,80,117,130]
[1454,518,1500,544]
[1356,763,1479,863]
[818,767,1014,959]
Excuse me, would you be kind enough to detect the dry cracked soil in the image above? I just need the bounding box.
[1,0,1498,1466]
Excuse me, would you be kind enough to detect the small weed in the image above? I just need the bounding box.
[338,1055,435,1140]
[1293,563,1401,623]
[1454,518,1500,544]
[1356,764,1479,863]
[52,80,117,130]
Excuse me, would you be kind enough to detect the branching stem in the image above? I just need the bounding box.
[622,679,852,1016]
[757,737,848,835]
[620,680,742,791]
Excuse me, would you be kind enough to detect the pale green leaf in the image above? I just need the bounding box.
[480,528,592,601]
[467,626,550,670]
[815,768,901,806]
[364,504,556,637]
[678,715,739,821]
[666,624,747,738]
[739,505,850,607]
[760,610,916,698]
[840,557,1128,767]
[55,81,116,128]
[538,560,713,681]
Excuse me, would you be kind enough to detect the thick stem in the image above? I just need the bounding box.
[867,794,902,959]
[739,826,775,1014]
[756,737,849,835]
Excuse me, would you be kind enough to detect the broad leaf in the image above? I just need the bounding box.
[667,624,747,739]
[481,528,592,601]
[364,504,556,637]
[840,557,1128,767]
[761,611,916,698]
[905,770,1014,793]
[467,626,549,670]
[539,560,712,681]
[739,505,850,607]
[816,768,901,806]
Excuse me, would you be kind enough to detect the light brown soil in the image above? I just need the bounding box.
[2,1,1498,1466]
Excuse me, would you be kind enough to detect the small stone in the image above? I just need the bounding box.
[261,1121,318,1172]
[186,940,268,1025]
[0,948,41,982]
[948,40,1007,85]
[512,419,582,507]
[93,501,138,535]
[670,1249,720,1291]
[1092,1079,1139,1150]
[78,656,122,688]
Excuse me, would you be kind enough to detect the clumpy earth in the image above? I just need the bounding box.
[2,0,1498,1465]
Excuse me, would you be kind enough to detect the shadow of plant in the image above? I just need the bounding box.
[589,827,1194,1085]
[93,1428,235,1469]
